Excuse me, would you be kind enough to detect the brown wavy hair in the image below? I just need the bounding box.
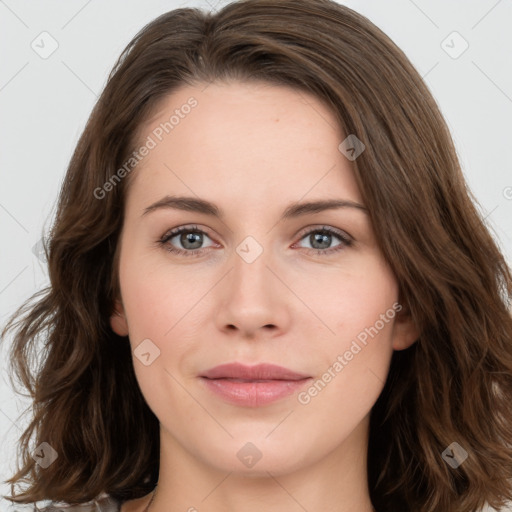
[2,0,512,510]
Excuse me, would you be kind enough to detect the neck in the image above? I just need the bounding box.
[149,417,375,512]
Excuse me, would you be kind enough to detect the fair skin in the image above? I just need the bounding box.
[111,80,419,512]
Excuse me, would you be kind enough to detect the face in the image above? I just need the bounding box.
[110,80,418,476]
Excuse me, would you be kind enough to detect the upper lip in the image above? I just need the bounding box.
[201,363,310,381]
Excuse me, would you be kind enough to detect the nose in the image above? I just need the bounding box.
[214,243,291,339]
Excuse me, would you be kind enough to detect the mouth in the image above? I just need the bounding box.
[199,363,312,407]
[200,362,310,381]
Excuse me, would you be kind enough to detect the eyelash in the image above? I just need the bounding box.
[158,224,353,258]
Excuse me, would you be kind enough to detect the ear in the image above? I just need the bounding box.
[391,303,419,351]
[110,299,129,337]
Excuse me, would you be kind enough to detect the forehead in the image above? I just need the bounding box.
[125,80,363,214]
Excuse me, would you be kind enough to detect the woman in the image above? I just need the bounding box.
[2,0,512,511]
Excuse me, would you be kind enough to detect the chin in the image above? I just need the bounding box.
[193,435,313,477]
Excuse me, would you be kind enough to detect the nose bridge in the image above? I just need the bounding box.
[231,234,273,299]
[215,233,287,334]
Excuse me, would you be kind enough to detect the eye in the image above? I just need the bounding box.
[293,226,353,255]
[158,224,352,258]
[158,225,216,257]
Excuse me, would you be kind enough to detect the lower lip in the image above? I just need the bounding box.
[201,377,312,407]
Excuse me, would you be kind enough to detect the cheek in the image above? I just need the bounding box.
[120,263,196,419]
[119,253,196,339]
[119,256,207,385]
[303,252,399,341]
[300,253,398,400]
[294,291,398,445]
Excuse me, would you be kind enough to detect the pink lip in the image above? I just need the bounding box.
[200,363,312,407]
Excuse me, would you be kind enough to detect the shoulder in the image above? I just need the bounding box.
[8,494,122,512]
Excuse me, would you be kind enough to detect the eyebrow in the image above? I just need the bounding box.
[142,195,368,220]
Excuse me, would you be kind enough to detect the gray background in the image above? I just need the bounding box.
[1,0,511,510]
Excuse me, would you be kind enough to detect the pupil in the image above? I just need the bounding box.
[313,232,330,250]
[182,232,202,249]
